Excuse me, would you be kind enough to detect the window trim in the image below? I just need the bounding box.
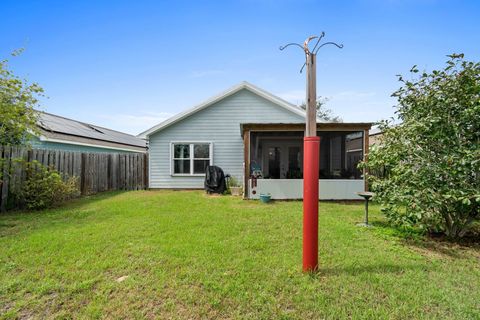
[170,141,213,176]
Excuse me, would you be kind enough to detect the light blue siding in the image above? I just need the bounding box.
[148,89,304,188]
[30,137,139,153]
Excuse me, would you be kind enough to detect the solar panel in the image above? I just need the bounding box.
[38,112,146,148]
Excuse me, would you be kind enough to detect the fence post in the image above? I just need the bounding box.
[80,153,86,195]
[144,153,148,189]
[1,146,11,213]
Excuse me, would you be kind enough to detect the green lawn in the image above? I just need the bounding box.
[1,191,479,319]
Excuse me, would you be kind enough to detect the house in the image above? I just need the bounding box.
[32,111,147,153]
[139,82,371,200]
[369,127,383,146]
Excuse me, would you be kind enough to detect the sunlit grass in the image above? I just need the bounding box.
[1,190,478,319]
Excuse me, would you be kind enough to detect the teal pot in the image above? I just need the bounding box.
[259,194,272,203]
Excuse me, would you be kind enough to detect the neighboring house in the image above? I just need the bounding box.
[32,112,147,153]
[139,82,371,200]
[369,127,383,146]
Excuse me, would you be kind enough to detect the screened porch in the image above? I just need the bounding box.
[241,123,371,200]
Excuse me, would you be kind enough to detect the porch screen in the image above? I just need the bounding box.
[319,131,364,179]
[172,142,212,175]
[249,131,364,180]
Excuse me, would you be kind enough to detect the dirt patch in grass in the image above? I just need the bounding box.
[407,237,480,261]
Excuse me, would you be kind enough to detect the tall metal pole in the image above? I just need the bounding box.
[280,33,343,272]
[305,51,317,137]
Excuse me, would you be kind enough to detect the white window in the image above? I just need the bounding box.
[171,142,213,176]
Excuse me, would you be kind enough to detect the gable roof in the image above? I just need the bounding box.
[37,111,147,149]
[137,81,306,138]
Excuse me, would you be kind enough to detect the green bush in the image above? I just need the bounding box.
[14,161,80,210]
[361,54,480,239]
[228,176,241,188]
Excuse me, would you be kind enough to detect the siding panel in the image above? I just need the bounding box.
[149,89,304,188]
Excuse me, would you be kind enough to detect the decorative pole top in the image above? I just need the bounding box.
[279,32,343,72]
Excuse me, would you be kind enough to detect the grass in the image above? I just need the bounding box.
[0,190,479,319]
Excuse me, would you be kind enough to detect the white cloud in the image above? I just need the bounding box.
[277,89,395,123]
[326,91,396,123]
[96,112,174,135]
[275,89,305,104]
[276,89,377,105]
[333,91,377,99]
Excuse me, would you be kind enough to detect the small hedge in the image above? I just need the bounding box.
[12,160,80,210]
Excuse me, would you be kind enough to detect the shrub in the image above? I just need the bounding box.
[361,54,480,239]
[228,176,241,188]
[14,160,79,210]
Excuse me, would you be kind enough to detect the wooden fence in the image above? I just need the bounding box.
[0,146,148,212]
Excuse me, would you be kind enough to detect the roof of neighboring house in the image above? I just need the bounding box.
[369,126,383,136]
[137,81,308,138]
[37,112,147,152]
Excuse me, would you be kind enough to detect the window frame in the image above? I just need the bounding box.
[170,141,213,176]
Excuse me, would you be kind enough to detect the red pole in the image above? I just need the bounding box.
[303,45,319,272]
[303,136,320,271]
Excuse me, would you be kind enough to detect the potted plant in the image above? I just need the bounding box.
[259,193,271,203]
[228,176,242,196]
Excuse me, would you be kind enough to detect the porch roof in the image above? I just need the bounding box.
[240,122,372,136]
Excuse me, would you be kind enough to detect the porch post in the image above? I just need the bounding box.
[303,49,320,272]
[243,129,250,199]
[363,129,369,192]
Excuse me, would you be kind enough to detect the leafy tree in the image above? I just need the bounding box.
[0,50,43,146]
[299,96,342,122]
[362,54,480,239]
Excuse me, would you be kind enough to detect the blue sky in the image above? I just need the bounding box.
[1,0,479,135]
